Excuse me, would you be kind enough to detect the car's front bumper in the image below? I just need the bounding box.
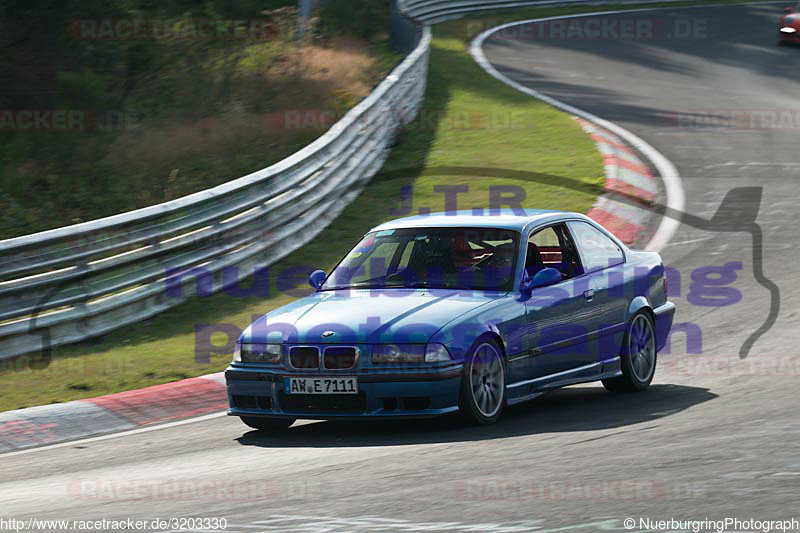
[225,363,463,420]
[779,28,800,43]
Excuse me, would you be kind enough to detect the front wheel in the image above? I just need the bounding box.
[240,416,295,431]
[603,311,657,393]
[459,339,506,425]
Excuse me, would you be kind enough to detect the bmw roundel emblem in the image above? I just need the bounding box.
[322,331,335,338]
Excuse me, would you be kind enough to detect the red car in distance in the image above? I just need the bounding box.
[779,4,800,44]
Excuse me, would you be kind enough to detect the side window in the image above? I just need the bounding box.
[525,224,581,280]
[567,221,624,272]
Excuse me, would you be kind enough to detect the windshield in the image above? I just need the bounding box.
[321,227,520,292]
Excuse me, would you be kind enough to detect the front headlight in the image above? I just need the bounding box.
[424,343,451,362]
[781,26,797,33]
[234,343,282,363]
[372,343,451,363]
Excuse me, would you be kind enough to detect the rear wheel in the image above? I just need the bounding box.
[459,339,506,425]
[603,311,657,393]
[240,416,295,431]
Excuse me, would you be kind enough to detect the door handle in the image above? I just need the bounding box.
[583,289,595,301]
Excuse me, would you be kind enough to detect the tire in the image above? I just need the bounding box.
[240,416,295,431]
[602,311,657,393]
[459,338,507,425]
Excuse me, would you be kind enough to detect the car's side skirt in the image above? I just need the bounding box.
[506,358,623,405]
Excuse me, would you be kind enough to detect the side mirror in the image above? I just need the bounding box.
[308,269,327,289]
[530,267,562,289]
[786,7,794,13]
[520,267,562,293]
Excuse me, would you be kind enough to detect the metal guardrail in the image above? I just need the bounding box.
[399,0,702,24]
[0,28,431,359]
[400,0,570,23]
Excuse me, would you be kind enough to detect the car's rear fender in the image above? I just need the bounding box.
[626,250,668,306]
[627,295,654,322]
[624,250,674,352]
[626,294,675,354]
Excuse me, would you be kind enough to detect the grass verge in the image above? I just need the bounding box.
[4,0,763,410]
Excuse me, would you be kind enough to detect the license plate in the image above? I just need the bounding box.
[286,377,358,395]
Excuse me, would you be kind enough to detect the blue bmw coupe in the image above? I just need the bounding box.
[226,210,675,428]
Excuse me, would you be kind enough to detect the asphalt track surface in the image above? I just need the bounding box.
[3,4,799,532]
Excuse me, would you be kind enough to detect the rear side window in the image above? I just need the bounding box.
[567,221,624,272]
[526,223,582,279]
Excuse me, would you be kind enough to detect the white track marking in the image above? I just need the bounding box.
[469,7,693,252]
[1,411,228,458]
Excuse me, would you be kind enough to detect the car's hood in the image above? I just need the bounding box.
[242,289,501,344]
